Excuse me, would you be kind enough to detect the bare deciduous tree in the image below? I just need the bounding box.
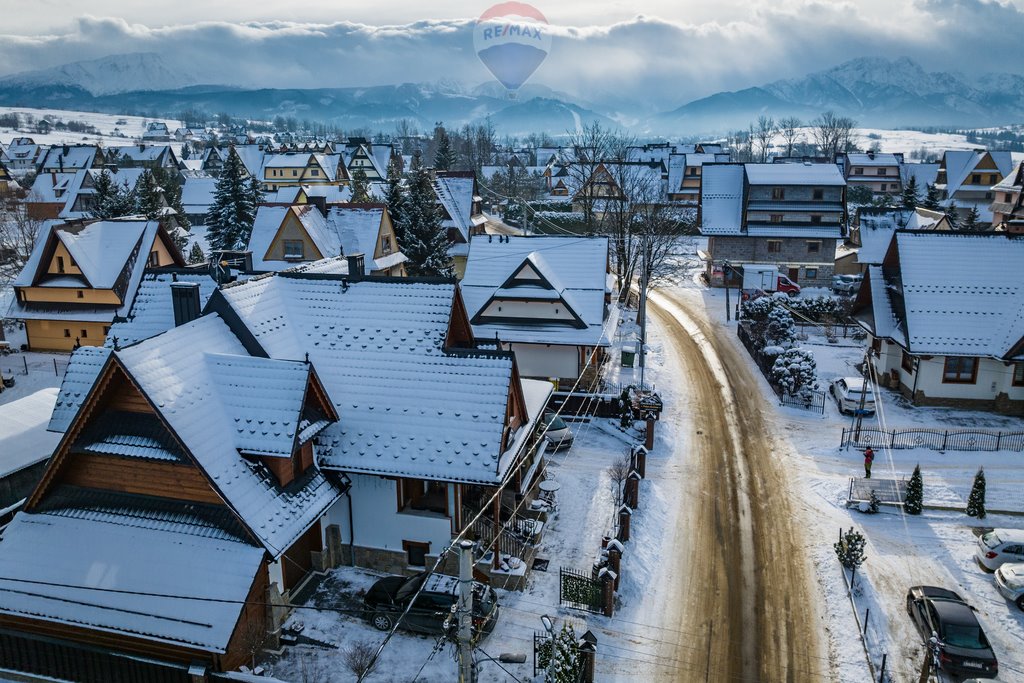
[0,197,44,285]
[564,121,617,228]
[777,117,803,157]
[342,640,379,679]
[607,449,633,509]
[754,115,776,163]
[810,111,859,159]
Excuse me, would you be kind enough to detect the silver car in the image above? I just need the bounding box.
[542,411,574,451]
[994,563,1024,611]
[829,377,876,415]
[832,274,863,295]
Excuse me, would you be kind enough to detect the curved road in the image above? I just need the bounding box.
[648,288,829,682]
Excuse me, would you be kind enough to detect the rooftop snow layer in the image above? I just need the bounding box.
[0,388,60,478]
[0,511,263,652]
[699,164,746,235]
[106,272,218,347]
[744,163,845,186]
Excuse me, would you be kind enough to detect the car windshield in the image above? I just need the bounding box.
[546,413,567,431]
[982,531,1003,549]
[943,624,987,650]
[395,574,427,602]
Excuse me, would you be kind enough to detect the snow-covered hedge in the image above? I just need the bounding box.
[770,348,819,397]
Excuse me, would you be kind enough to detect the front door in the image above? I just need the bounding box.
[788,267,800,282]
[282,521,323,592]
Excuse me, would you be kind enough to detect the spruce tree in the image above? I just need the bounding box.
[904,464,923,515]
[547,622,580,683]
[403,150,453,277]
[900,176,919,209]
[945,202,960,230]
[154,167,190,230]
[206,148,258,251]
[966,467,986,519]
[134,169,164,220]
[960,205,981,232]
[187,242,206,264]
[834,528,867,570]
[350,167,371,203]
[384,159,407,244]
[90,169,135,219]
[922,183,942,210]
[433,126,456,171]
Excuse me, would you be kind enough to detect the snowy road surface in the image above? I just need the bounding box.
[647,288,830,682]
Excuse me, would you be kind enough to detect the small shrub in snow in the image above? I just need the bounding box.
[342,640,378,679]
[770,348,818,397]
[865,489,880,514]
[538,623,582,683]
[966,467,986,519]
[834,528,867,570]
[764,306,796,348]
[904,464,923,515]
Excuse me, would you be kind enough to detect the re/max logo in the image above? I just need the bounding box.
[482,24,544,40]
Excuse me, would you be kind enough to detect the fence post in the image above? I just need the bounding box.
[878,653,887,683]
[607,541,622,591]
[863,607,870,636]
[599,568,615,617]
[942,430,948,451]
[841,428,846,449]
[617,505,632,543]
[632,446,648,478]
[23,355,28,375]
[996,432,1002,451]
[578,631,597,683]
[53,358,58,376]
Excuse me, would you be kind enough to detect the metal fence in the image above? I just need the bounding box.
[559,567,604,614]
[738,323,827,415]
[780,390,826,415]
[841,427,1024,452]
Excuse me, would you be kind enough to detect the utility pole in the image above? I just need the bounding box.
[522,199,529,236]
[638,232,650,388]
[724,261,731,322]
[853,352,870,440]
[458,540,476,683]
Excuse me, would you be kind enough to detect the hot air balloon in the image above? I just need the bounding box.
[473,2,552,96]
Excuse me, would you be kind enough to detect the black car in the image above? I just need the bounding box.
[906,586,998,679]
[364,571,499,636]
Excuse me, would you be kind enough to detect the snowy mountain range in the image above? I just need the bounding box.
[654,56,1024,133]
[0,53,1021,135]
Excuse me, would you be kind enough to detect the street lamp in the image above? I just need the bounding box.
[541,615,555,679]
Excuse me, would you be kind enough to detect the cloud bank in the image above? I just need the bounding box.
[0,0,1021,111]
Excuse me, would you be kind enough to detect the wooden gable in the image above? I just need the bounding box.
[445,287,475,349]
[27,357,232,510]
[500,360,529,453]
[264,208,325,263]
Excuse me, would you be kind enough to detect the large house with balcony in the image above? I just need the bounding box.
[7,218,184,351]
[852,231,1024,414]
[699,162,846,288]
[261,152,348,192]
[934,149,1014,222]
[840,151,903,198]
[990,161,1024,232]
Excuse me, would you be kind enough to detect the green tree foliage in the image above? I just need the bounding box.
[350,167,371,203]
[834,528,867,570]
[187,242,206,264]
[432,123,456,171]
[901,176,920,209]
[966,467,986,519]
[206,148,258,251]
[90,170,135,220]
[383,158,407,248]
[134,170,164,220]
[402,150,453,277]
[960,205,982,232]
[904,464,923,515]
[921,183,942,210]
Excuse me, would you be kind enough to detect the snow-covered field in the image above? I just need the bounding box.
[685,278,1024,682]
[0,106,182,149]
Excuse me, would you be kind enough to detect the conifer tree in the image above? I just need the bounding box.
[966,467,986,519]
[433,124,456,171]
[922,183,942,210]
[904,464,923,515]
[206,148,258,251]
[350,167,371,203]
[187,242,206,264]
[153,167,190,230]
[945,201,960,230]
[90,170,135,219]
[384,158,407,246]
[900,176,919,209]
[834,528,867,569]
[402,150,453,277]
[134,169,164,220]
[960,205,981,232]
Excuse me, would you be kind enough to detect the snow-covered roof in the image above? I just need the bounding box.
[865,232,1024,357]
[38,145,99,172]
[0,388,60,478]
[939,150,1014,195]
[50,347,112,433]
[744,163,845,186]
[460,236,610,347]
[0,510,263,652]
[26,171,78,203]
[247,205,335,271]
[325,206,407,273]
[435,175,484,240]
[59,168,147,220]
[181,176,218,213]
[699,164,745,235]
[58,221,152,289]
[215,274,525,484]
[856,208,946,265]
[993,161,1024,193]
[899,163,939,190]
[846,153,900,167]
[106,271,219,347]
[108,144,172,163]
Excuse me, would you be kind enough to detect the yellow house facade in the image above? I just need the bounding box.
[9,219,184,352]
[262,153,348,192]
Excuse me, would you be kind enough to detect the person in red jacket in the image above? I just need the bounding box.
[863,447,875,478]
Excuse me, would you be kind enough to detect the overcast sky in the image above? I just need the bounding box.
[1,0,1022,109]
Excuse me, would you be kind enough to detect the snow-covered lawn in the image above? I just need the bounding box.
[1,107,184,157]
[0,324,67,406]
[679,276,1024,682]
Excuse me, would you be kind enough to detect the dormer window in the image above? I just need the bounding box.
[283,240,305,260]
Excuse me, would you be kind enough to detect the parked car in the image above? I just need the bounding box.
[994,563,1024,611]
[905,586,998,679]
[832,274,863,295]
[364,571,499,636]
[829,377,875,415]
[976,529,1024,571]
[542,411,574,451]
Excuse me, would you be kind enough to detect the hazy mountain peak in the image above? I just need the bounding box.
[0,52,193,96]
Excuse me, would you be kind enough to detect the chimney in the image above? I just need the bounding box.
[170,282,202,327]
[62,145,69,156]
[309,195,327,216]
[867,150,875,160]
[346,253,365,280]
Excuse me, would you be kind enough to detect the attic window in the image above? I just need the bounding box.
[812,189,824,200]
[310,169,319,176]
[76,290,84,299]
[149,251,160,267]
[1014,363,1024,387]
[771,187,785,200]
[283,240,305,260]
